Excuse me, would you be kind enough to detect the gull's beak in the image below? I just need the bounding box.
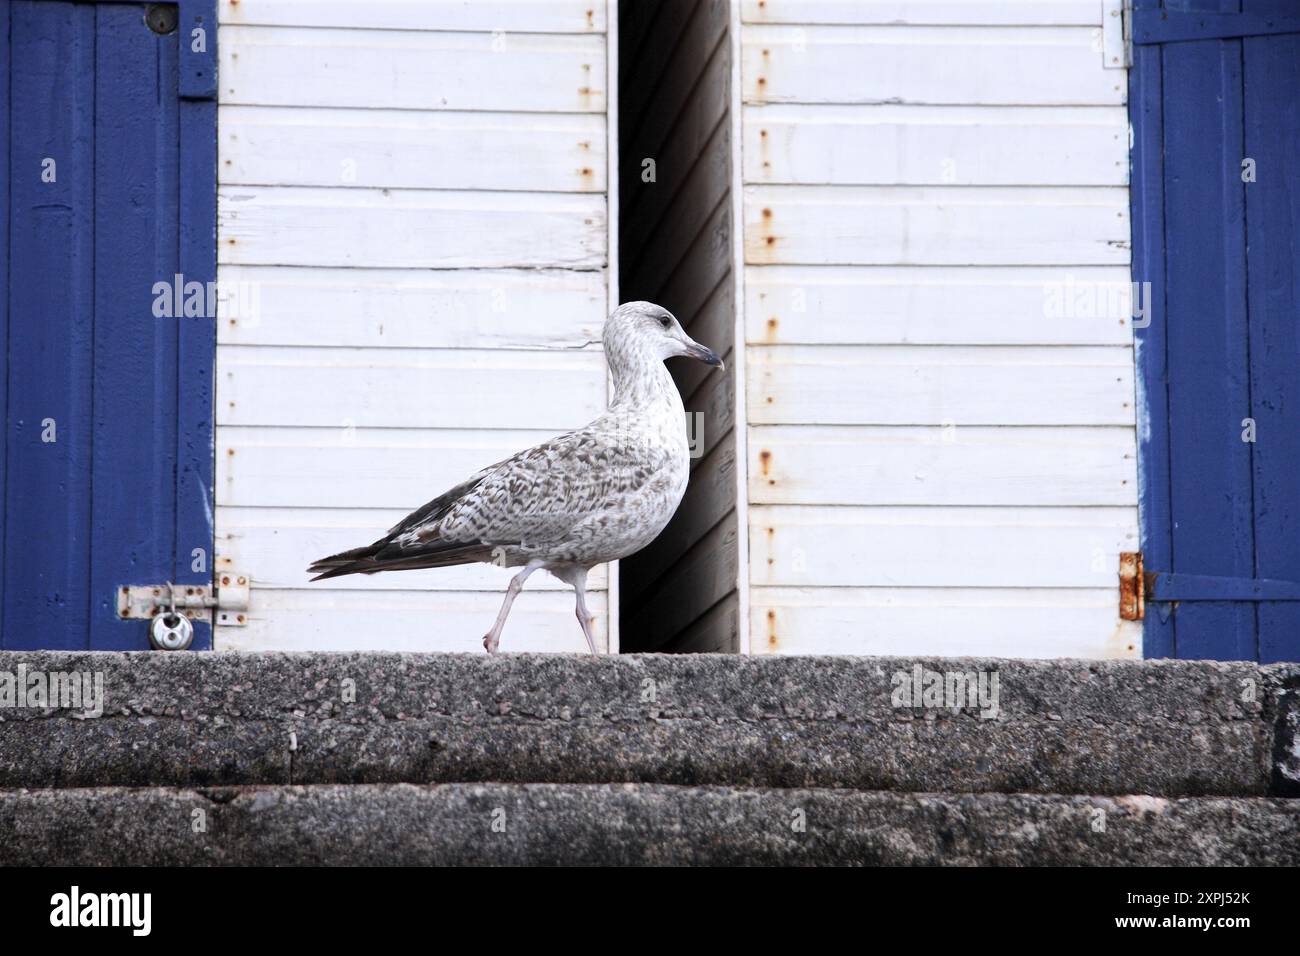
[683,340,725,369]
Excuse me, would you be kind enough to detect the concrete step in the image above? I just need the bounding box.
[1,783,1295,865]
[1,651,1297,796]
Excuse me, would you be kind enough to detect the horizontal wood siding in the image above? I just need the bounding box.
[752,589,1137,659]
[749,345,1134,426]
[223,107,607,193]
[739,2,1100,26]
[742,25,1125,106]
[220,1,607,33]
[745,185,1129,266]
[220,588,607,654]
[745,265,1136,346]
[741,3,1139,657]
[215,3,611,651]
[744,105,1127,186]
[219,187,605,269]
[750,425,1136,506]
[220,25,606,112]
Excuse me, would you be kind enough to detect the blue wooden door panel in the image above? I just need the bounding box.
[1243,2,1300,663]
[5,1,97,649]
[90,4,183,650]
[2,1,216,650]
[1161,32,1257,660]
[1132,0,1300,662]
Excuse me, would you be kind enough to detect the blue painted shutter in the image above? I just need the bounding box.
[1131,0,1300,662]
[1,1,216,650]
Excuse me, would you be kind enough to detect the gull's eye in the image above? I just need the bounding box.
[659,316,671,329]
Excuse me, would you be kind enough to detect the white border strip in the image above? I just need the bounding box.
[605,0,621,654]
[728,0,751,655]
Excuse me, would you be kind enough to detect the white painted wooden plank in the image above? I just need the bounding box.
[217,588,607,654]
[750,588,1139,659]
[218,186,606,269]
[218,506,608,592]
[741,1,1101,26]
[221,107,606,193]
[217,426,558,509]
[217,266,605,349]
[742,26,1125,106]
[219,0,606,33]
[749,505,1139,588]
[745,185,1130,266]
[748,345,1135,425]
[744,104,1127,186]
[744,265,1138,346]
[220,26,606,113]
[749,425,1137,506]
[218,346,606,430]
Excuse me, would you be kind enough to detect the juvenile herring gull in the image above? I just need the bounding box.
[307,301,724,653]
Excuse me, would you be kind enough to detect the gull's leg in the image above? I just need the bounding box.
[483,559,543,654]
[571,568,599,655]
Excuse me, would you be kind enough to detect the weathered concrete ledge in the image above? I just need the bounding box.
[0,652,1296,796]
[1,783,1295,866]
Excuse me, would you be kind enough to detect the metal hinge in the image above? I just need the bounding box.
[1119,552,1144,620]
[1120,551,1300,619]
[117,573,251,627]
[1101,0,1132,70]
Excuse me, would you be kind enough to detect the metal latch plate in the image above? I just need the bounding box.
[117,574,251,627]
[213,573,251,626]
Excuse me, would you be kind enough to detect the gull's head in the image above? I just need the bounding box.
[604,301,724,369]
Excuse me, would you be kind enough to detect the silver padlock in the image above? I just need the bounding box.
[150,612,194,650]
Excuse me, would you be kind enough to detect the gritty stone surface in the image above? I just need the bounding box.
[1269,664,1300,795]
[0,783,1295,866]
[0,652,1291,796]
